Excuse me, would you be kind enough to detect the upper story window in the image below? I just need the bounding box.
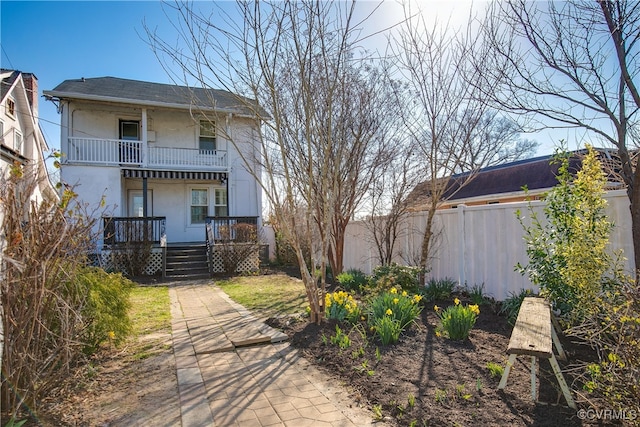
[6,98,16,118]
[120,120,140,140]
[199,120,216,152]
[14,131,23,154]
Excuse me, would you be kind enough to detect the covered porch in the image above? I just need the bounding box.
[100,216,260,278]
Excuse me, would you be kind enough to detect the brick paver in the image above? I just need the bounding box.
[170,282,378,427]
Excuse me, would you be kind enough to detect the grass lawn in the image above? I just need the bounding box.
[127,285,172,360]
[129,286,172,336]
[216,273,308,319]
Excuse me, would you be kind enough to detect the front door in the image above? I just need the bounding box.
[128,190,152,217]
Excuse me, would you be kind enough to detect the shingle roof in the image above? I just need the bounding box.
[44,76,261,116]
[406,148,624,209]
[1,69,20,103]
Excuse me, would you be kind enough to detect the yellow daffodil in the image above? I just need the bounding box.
[390,287,398,294]
[108,331,116,340]
[402,291,408,297]
[454,298,460,306]
[469,304,480,316]
[386,308,393,316]
[413,295,423,303]
[393,298,399,305]
[435,330,442,338]
[434,305,440,312]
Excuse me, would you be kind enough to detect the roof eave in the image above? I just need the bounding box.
[42,90,256,117]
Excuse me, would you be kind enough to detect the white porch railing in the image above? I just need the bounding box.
[148,146,227,168]
[66,137,227,169]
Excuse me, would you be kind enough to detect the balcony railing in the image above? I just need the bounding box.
[103,216,167,246]
[205,216,258,243]
[67,137,227,169]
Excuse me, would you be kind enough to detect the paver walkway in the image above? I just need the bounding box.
[170,282,377,427]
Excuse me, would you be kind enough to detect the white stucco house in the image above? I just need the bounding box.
[43,76,263,278]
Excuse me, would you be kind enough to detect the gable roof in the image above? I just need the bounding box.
[1,69,20,103]
[43,76,262,117]
[406,148,624,209]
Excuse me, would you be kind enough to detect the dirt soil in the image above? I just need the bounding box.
[267,295,612,427]
[15,330,181,427]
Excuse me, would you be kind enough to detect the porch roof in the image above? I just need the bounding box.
[122,168,227,182]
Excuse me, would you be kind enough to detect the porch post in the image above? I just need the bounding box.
[142,177,148,217]
[143,177,149,242]
[141,108,148,167]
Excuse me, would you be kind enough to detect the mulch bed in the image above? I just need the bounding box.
[267,294,613,426]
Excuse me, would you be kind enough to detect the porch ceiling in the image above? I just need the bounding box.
[122,168,227,182]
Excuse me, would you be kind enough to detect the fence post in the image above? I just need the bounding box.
[458,204,466,287]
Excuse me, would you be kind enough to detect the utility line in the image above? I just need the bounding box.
[1,46,15,69]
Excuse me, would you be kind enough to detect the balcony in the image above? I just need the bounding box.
[66,137,227,169]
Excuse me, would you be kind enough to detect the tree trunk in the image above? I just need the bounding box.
[419,207,437,283]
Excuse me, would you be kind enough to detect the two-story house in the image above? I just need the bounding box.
[43,76,263,278]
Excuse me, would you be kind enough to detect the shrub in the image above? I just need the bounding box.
[336,268,368,293]
[423,277,456,301]
[366,263,424,295]
[570,272,640,414]
[325,290,361,324]
[78,267,134,354]
[368,287,423,344]
[434,298,480,340]
[499,289,534,325]
[1,159,100,416]
[516,146,612,322]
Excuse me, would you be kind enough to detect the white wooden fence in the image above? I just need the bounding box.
[342,189,634,301]
[261,190,634,301]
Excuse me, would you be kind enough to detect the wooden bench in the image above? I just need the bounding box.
[498,297,576,409]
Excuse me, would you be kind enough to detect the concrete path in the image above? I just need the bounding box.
[170,281,377,427]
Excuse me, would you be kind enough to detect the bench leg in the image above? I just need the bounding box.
[550,323,567,361]
[548,353,576,409]
[498,354,517,389]
[531,356,537,401]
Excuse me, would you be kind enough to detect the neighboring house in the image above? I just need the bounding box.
[406,148,626,211]
[1,70,58,257]
[43,76,263,278]
[1,69,57,200]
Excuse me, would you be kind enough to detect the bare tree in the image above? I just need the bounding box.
[146,1,390,323]
[362,138,420,266]
[393,8,537,275]
[479,0,640,278]
[326,61,401,276]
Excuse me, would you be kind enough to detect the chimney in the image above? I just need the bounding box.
[22,72,39,119]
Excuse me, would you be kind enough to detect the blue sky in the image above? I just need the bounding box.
[1,1,180,150]
[1,0,570,157]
